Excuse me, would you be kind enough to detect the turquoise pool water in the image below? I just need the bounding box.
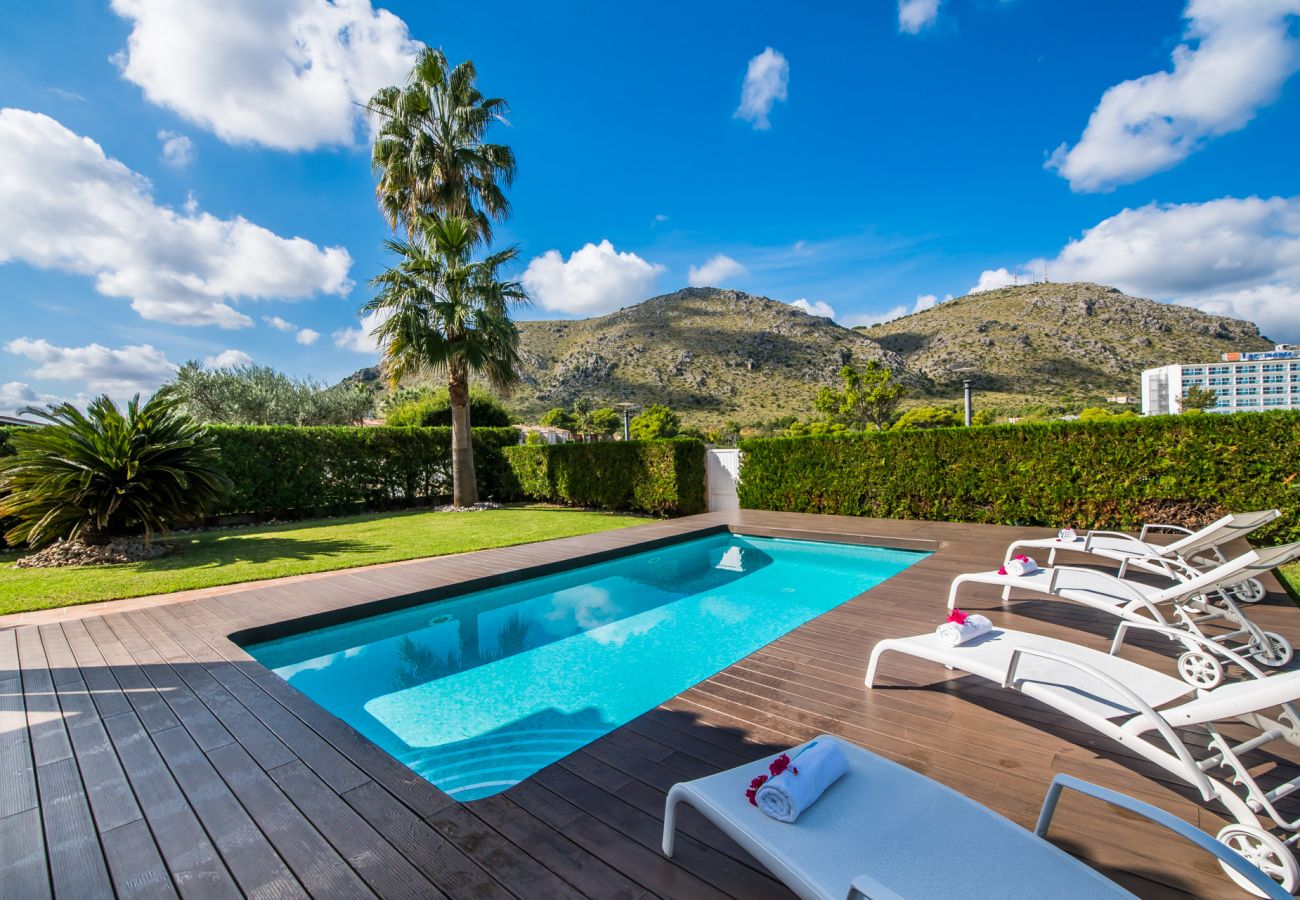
[244,533,925,801]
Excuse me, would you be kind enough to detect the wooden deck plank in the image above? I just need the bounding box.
[7,512,1300,898]
[340,780,509,900]
[36,756,114,898]
[0,676,38,819]
[150,725,305,899]
[103,613,236,752]
[100,713,242,899]
[206,743,376,898]
[466,787,655,900]
[424,803,586,900]
[100,818,180,900]
[0,807,52,900]
[266,760,443,900]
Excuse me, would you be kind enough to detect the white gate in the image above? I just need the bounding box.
[706,448,741,511]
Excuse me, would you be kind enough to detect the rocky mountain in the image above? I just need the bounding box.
[342,283,1273,425]
[859,282,1272,405]
[509,288,915,423]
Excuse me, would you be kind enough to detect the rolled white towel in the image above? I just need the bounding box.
[1057,528,1078,542]
[754,741,849,823]
[936,614,993,646]
[1002,555,1040,577]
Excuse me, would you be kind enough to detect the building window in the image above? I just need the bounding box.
[1209,366,1231,374]
[1235,377,1258,385]
[1264,375,1286,383]
[1236,365,1259,373]
[1263,363,1286,372]
[1263,386,1287,395]
[1183,367,1205,376]
[1236,387,1258,395]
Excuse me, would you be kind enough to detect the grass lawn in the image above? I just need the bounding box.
[0,505,652,616]
[1282,563,1300,602]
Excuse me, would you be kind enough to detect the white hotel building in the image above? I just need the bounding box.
[1141,345,1300,415]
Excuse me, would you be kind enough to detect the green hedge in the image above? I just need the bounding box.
[503,439,706,516]
[738,411,1300,543]
[209,425,521,518]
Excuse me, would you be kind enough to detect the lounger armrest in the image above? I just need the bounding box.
[846,874,906,900]
[1004,647,1215,800]
[1139,523,1195,540]
[1036,775,1290,900]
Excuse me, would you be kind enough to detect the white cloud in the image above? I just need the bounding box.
[0,109,352,329]
[970,267,1020,293]
[687,254,747,287]
[734,47,789,130]
[6,338,177,395]
[522,240,664,316]
[295,327,320,345]
[204,349,253,369]
[848,293,949,327]
[974,195,1300,341]
[1048,0,1300,192]
[0,382,61,416]
[654,214,669,223]
[790,298,836,318]
[157,129,194,168]
[333,308,392,354]
[110,0,420,151]
[898,0,942,33]
[263,315,295,332]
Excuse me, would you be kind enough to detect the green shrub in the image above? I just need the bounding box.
[0,426,23,547]
[738,411,1300,543]
[629,404,681,440]
[209,425,521,518]
[891,406,963,430]
[384,387,512,428]
[503,439,705,516]
[0,393,231,547]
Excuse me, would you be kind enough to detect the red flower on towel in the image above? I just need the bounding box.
[1014,554,1031,564]
[745,773,769,805]
[769,753,791,777]
[996,565,1008,575]
[946,608,968,625]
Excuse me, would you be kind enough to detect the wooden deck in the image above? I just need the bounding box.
[3,511,1299,899]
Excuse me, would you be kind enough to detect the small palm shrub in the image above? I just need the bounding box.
[0,390,231,548]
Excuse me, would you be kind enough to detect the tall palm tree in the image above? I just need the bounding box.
[368,48,516,242]
[365,215,526,506]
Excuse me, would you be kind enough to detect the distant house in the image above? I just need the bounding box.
[1105,395,1134,405]
[517,424,572,444]
[0,414,40,427]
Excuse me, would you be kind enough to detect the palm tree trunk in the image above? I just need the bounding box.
[448,366,478,506]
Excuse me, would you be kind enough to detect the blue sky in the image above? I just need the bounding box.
[2,0,1299,413]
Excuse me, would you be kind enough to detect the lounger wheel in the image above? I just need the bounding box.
[1227,578,1267,604]
[1251,632,1294,668]
[1175,651,1224,689]
[1215,824,1299,896]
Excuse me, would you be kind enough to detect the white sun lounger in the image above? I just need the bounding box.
[661,735,1290,899]
[866,627,1300,894]
[1006,510,1281,598]
[948,543,1300,682]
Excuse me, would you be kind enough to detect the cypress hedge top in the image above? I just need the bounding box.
[738,411,1300,543]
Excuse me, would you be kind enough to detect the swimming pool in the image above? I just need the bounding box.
[244,532,925,801]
